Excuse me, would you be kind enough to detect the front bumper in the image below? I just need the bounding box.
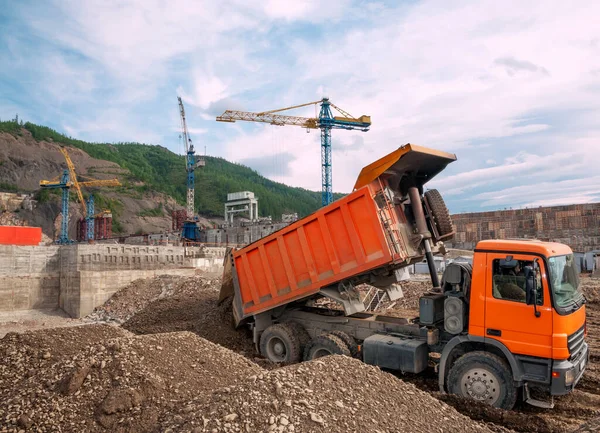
[550,342,589,395]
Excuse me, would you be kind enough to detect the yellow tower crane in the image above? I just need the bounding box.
[60,147,122,240]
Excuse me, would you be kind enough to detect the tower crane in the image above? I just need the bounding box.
[39,146,121,243]
[39,170,72,244]
[217,97,371,206]
[178,96,205,241]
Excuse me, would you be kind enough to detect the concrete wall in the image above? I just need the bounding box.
[448,202,600,254]
[0,245,60,310]
[201,222,289,247]
[0,244,227,318]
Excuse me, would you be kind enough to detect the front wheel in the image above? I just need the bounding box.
[447,351,517,409]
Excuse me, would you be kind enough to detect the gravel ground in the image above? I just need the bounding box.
[0,308,83,338]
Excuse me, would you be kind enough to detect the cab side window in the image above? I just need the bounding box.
[492,258,535,303]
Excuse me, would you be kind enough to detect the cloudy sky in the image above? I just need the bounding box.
[1,0,599,213]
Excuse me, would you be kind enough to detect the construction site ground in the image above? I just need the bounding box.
[1,274,598,432]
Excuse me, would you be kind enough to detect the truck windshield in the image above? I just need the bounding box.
[548,254,584,312]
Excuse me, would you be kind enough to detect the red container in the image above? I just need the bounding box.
[0,226,42,246]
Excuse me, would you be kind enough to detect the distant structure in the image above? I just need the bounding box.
[282,213,299,223]
[448,202,600,254]
[224,191,259,225]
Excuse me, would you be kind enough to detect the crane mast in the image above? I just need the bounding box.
[178,96,196,219]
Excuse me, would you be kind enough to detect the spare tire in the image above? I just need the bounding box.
[424,189,454,239]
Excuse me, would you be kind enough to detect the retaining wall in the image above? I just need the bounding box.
[0,244,227,318]
[0,245,60,310]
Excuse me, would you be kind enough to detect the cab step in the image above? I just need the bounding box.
[524,384,554,409]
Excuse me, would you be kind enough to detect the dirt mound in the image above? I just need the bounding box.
[160,355,494,433]
[369,279,431,318]
[122,276,257,357]
[581,276,600,304]
[0,325,261,432]
[86,275,187,324]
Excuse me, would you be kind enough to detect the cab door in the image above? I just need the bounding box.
[484,253,553,358]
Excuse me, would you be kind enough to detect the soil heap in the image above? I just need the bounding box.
[0,325,261,432]
[159,355,494,433]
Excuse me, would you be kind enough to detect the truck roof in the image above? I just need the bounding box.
[475,239,573,257]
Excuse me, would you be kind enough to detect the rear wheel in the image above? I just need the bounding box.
[424,189,454,239]
[447,351,517,409]
[259,323,303,363]
[287,322,311,348]
[303,334,351,361]
[329,331,359,358]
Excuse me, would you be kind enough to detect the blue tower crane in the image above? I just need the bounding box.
[217,97,370,206]
[39,170,73,244]
[178,96,205,242]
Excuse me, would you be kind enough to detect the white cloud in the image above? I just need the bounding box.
[4,0,600,211]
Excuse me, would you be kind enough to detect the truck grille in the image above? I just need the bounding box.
[567,325,585,360]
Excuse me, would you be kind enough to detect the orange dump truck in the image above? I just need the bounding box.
[220,144,588,410]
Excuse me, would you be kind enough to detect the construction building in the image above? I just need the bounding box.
[224,191,259,224]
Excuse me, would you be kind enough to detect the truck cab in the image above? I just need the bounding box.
[439,239,588,408]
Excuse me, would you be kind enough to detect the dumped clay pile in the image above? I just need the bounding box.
[159,355,494,433]
[86,275,198,324]
[0,325,261,432]
[121,276,257,356]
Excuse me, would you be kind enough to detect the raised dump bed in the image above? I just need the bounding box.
[221,144,457,325]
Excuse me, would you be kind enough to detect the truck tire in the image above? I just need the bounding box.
[329,331,359,358]
[287,322,311,348]
[424,189,454,238]
[303,334,351,361]
[447,351,517,410]
[259,323,303,363]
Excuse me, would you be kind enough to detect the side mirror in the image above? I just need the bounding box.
[524,262,541,317]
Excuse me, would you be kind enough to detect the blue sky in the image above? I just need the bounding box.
[1,0,599,213]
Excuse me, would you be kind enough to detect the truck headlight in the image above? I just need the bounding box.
[565,368,575,386]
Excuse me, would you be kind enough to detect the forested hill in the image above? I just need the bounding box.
[0,119,343,218]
